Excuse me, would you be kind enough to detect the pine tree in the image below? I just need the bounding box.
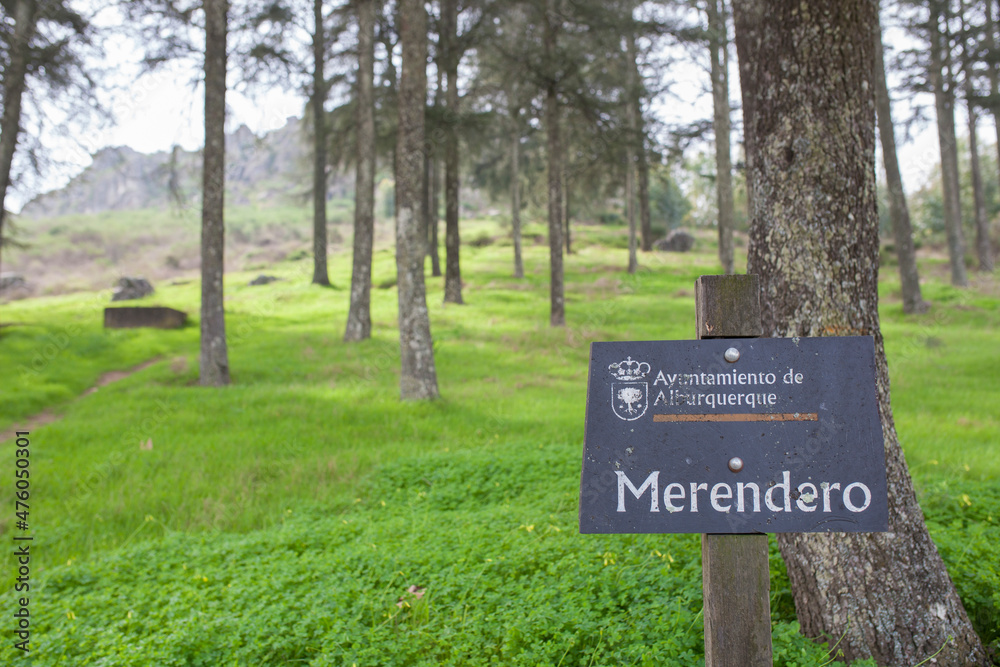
[396,0,440,399]
[200,0,231,386]
[734,1,987,662]
[874,5,928,312]
[345,0,376,341]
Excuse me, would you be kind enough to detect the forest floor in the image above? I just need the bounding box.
[0,218,997,665]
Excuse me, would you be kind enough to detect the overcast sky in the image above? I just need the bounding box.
[8,10,944,214]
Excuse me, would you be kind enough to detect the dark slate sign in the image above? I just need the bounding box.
[579,336,889,534]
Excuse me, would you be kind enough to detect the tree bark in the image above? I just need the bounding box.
[430,156,442,278]
[510,110,524,279]
[442,0,463,304]
[987,0,1000,195]
[379,19,398,183]
[637,132,652,252]
[707,0,735,275]
[626,23,652,253]
[625,30,639,274]
[929,5,969,287]
[874,13,927,313]
[310,0,330,287]
[967,89,994,273]
[345,0,376,342]
[422,143,431,267]
[430,66,443,278]
[562,143,571,255]
[396,0,439,400]
[543,0,565,327]
[959,0,992,274]
[0,0,38,316]
[200,0,231,387]
[626,147,637,274]
[733,2,988,664]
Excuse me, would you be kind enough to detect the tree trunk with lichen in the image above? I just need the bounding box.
[733,1,988,664]
[200,0,230,387]
[345,0,376,341]
[396,0,439,400]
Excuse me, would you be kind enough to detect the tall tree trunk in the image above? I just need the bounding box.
[442,0,463,304]
[967,88,994,273]
[562,145,571,254]
[200,0,230,387]
[988,0,1000,194]
[510,110,524,279]
[627,26,652,253]
[874,12,927,313]
[396,0,439,400]
[430,66,443,278]
[733,2,988,664]
[379,23,398,209]
[960,0,993,273]
[543,0,565,327]
[0,0,38,324]
[626,147,637,274]
[637,135,652,252]
[345,0,376,342]
[625,29,639,273]
[707,0,735,275]
[422,145,431,267]
[430,153,442,278]
[310,0,330,287]
[929,5,969,287]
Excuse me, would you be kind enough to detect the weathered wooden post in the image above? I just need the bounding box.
[578,274,888,665]
[696,274,771,666]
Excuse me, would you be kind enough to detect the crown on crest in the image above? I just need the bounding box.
[608,356,650,381]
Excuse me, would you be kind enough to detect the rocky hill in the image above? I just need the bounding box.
[21,116,353,218]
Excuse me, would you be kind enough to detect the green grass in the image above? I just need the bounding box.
[0,221,996,665]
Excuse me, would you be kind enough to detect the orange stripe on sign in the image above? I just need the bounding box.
[652,412,818,423]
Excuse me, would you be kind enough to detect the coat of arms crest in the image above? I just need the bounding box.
[609,356,650,421]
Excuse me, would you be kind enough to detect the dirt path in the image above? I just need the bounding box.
[81,357,163,396]
[1,357,163,443]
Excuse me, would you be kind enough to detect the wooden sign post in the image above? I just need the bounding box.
[696,274,771,667]
[578,274,889,666]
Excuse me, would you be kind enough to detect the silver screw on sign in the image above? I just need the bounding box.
[724,347,740,363]
[728,457,744,473]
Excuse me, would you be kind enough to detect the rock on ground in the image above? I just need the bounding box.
[111,277,155,301]
[654,230,695,253]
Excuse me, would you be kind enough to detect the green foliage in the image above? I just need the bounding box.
[650,167,692,234]
[921,480,1000,656]
[4,441,835,666]
[903,138,1000,247]
[597,211,624,225]
[465,229,495,247]
[0,220,997,665]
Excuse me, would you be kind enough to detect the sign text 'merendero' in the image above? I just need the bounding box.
[579,337,889,534]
